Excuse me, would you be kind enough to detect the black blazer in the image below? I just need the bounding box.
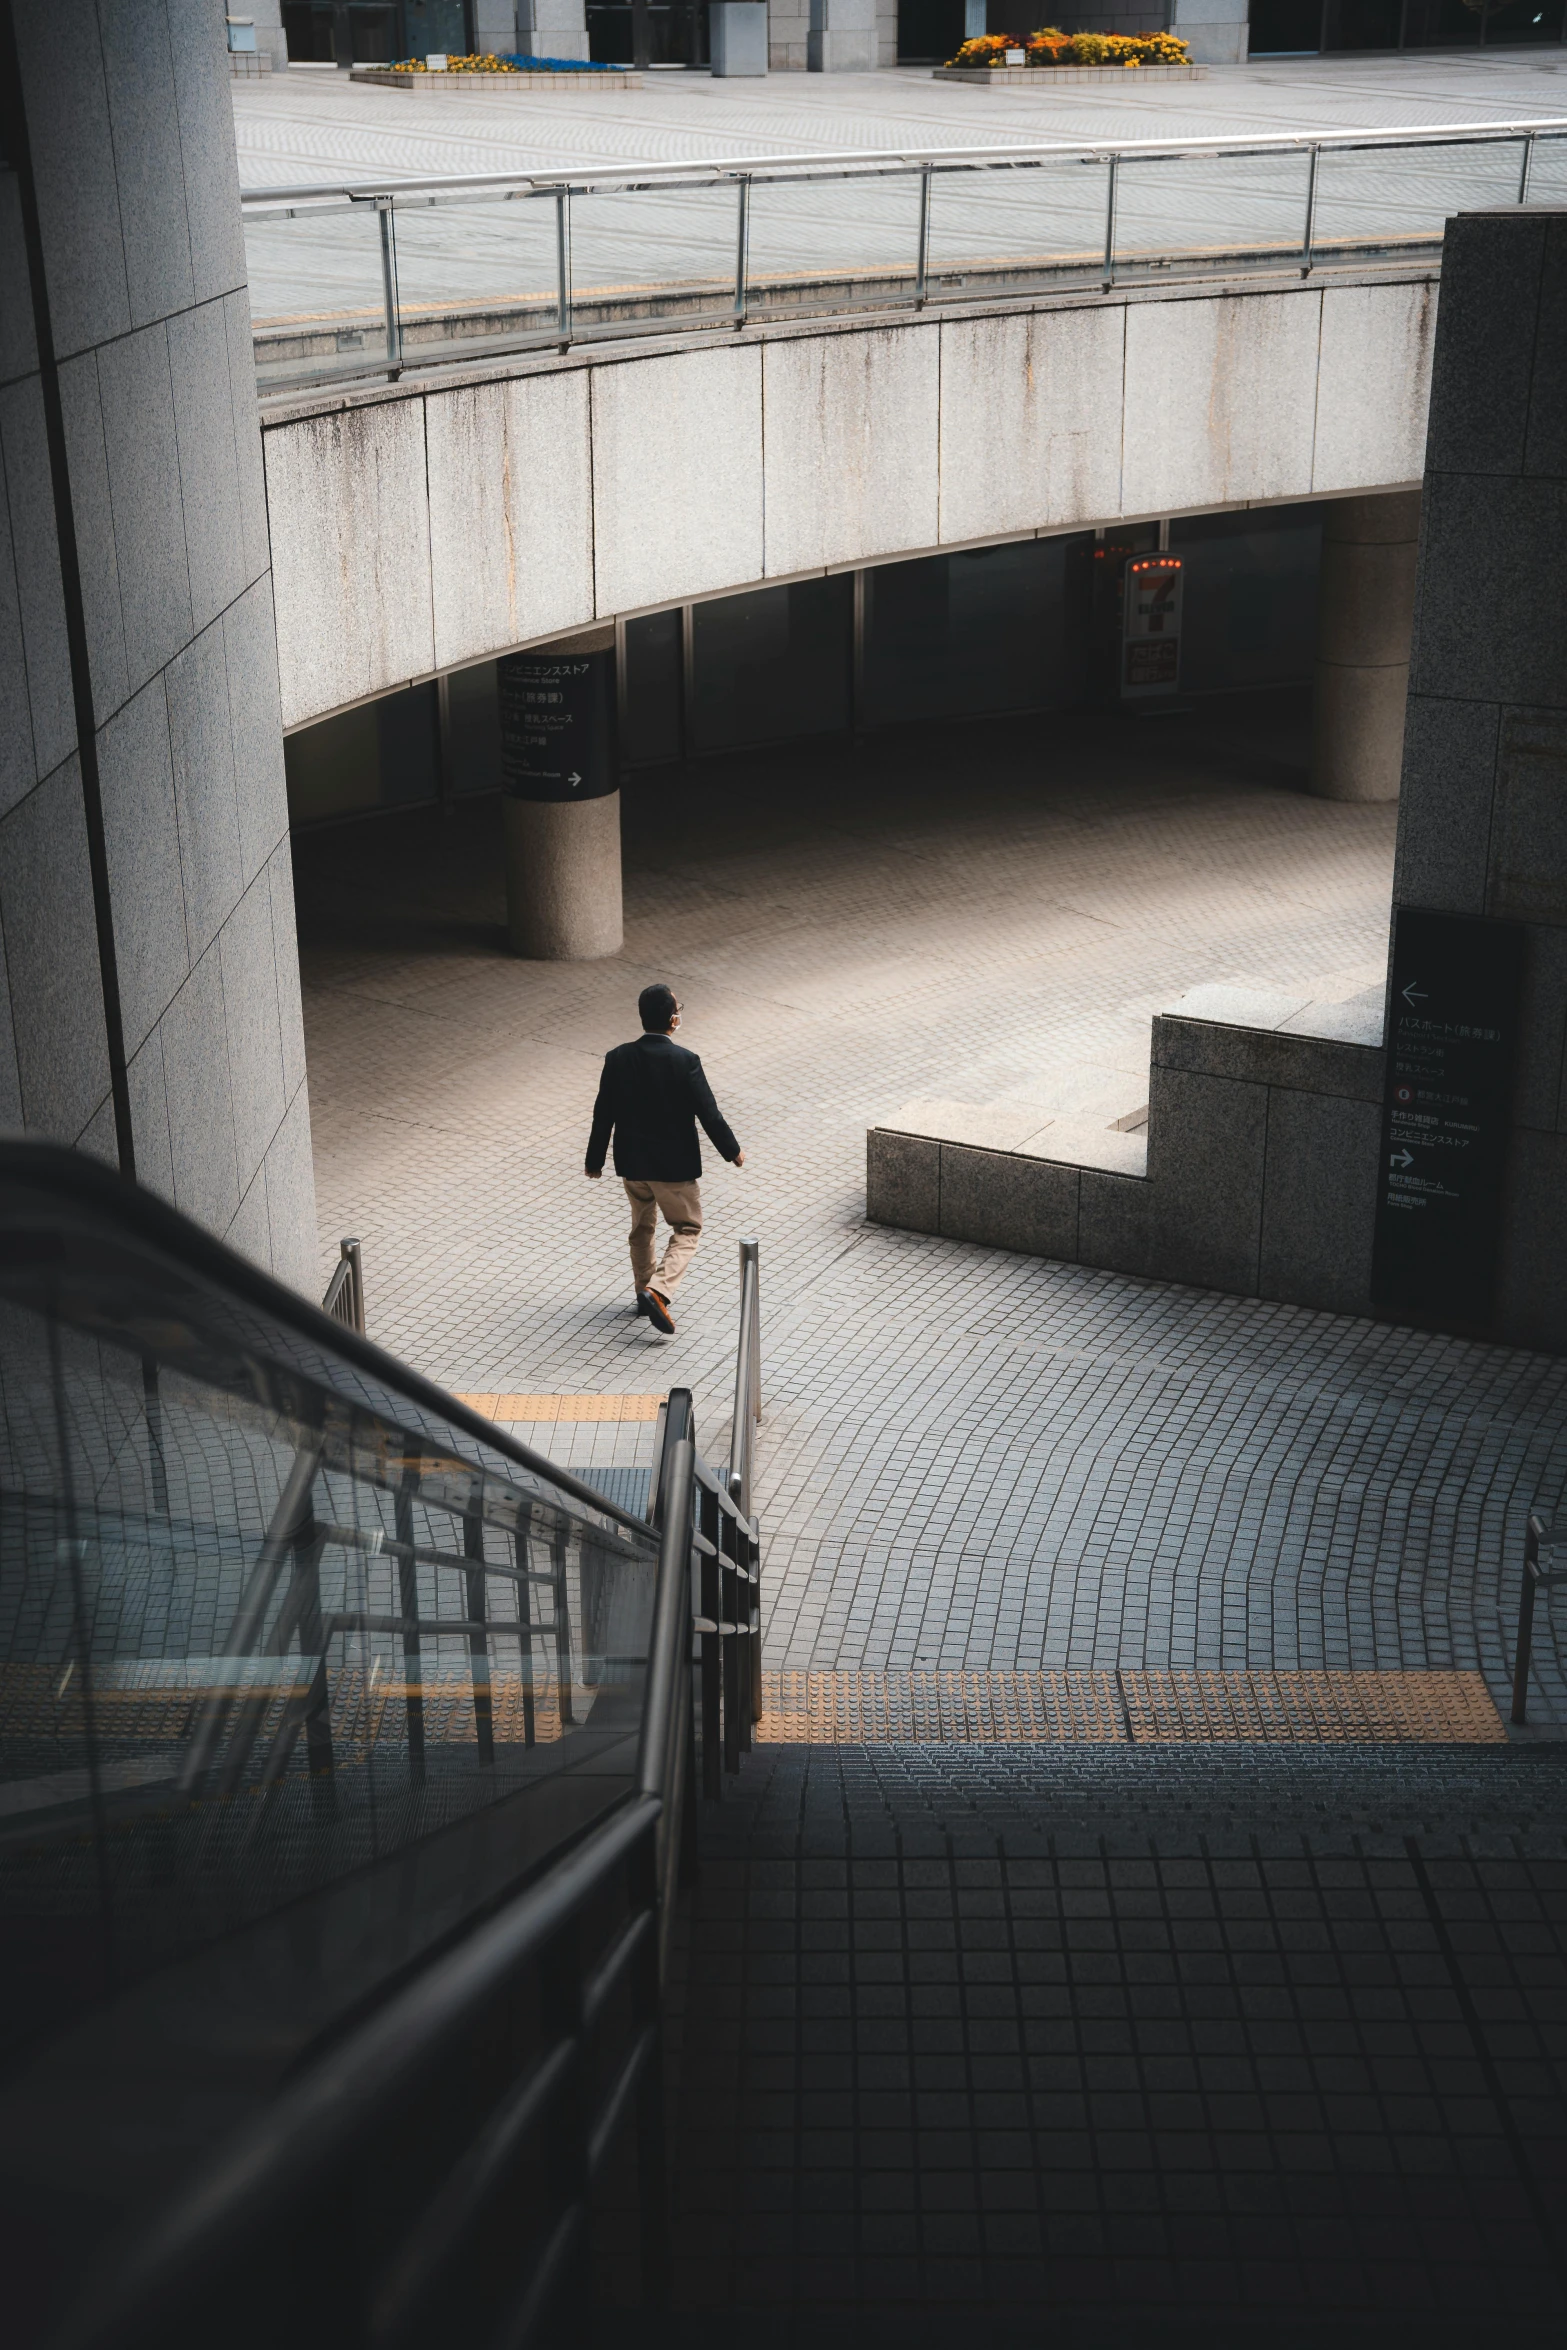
[585,1033,741,1182]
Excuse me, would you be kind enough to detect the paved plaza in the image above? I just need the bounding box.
[295,698,1567,1727]
[235,51,1567,342]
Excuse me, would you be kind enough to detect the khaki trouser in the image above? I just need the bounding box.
[623,1178,703,1300]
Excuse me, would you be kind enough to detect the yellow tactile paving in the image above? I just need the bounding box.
[754,1669,1507,1744]
[1120,1670,1507,1744]
[758,1671,1124,1743]
[454,1393,663,1423]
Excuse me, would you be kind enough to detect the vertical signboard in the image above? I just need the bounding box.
[497,651,618,802]
[1120,554,1183,702]
[1370,907,1525,1323]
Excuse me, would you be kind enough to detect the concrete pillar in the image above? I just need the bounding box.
[505,0,590,61]
[1309,491,1421,804]
[808,0,875,70]
[499,631,623,959]
[1165,0,1249,63]
[0,1,318,1291]
[504,796,624,958]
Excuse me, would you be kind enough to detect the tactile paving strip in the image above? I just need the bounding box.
[758,1672,1123,1743]
[754,1669,1506,1743]
[455,1393,663,1423]
[1120,1669,1507,1743]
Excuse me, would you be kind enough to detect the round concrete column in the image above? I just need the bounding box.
[1309,491,1422,803]
[498,633,624,959]
[503,796,624,959]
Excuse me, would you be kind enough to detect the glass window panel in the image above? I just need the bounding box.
[1313,138,1531,252]
[623,611,683,767]
[690,578,851,752]
[1114,150,1315,268]
[567,184,740,331]
[1169,504,1324,693]
[745,172,925,319]
[925,158,1109,292]
[861,537,1090,729]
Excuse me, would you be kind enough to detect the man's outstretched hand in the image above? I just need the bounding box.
[734,1150,746,1167]
[584,1167,601,1179]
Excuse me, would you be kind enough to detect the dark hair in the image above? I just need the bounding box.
[639,983,678,1033]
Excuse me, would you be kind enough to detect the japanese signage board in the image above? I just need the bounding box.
[1370,907,1525,1323]
[1120,554,1183,701]
[498,650,617,802]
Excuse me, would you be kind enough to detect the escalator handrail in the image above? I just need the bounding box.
[0,1140,654,1540]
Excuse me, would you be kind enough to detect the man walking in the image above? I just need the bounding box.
[584,984,745,1334]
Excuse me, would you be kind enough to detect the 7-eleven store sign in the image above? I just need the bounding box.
[1121,554,1184,701]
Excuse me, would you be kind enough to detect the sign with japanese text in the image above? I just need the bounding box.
[1120,554,1183,700]
[498,650,618,802]
[1370,907,1524,1322]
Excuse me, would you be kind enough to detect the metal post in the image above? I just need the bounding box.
[464,1500,496,1767]
[340,1236,365,1334]
[1519,130,1537,206]
[733,176,751,330]
[555,189,572,345]
[1301,143,1320,277]
[376,199,400,375]
[1102,153,1118,292]
[914,165,932,308]
[396,1462,426,1785]
[699,1479,722,1797]
[1512,1510,1553,1724]
[515,1528,537,1747]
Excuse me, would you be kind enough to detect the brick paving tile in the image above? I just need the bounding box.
[298,705,1567,1725]
[646,1743,1567,2337]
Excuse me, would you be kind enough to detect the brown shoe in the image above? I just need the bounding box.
[640,1288,674,1334]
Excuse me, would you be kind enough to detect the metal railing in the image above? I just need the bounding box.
[1511,1509,1564,1725]
[0,1143,759,2347]
[240,117,1567,395]
[320,1232,365,1332]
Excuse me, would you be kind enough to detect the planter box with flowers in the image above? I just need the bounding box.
[352,53,643,89]
[934,27,1205,82]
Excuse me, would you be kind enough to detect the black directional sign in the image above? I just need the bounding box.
[498,649,617,802]
[1370,907,1524,1323]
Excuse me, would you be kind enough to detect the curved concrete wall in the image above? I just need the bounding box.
[264,269,1439,733]
[0,0,316,1289]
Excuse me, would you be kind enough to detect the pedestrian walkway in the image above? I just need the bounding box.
[294,697,1567,1729]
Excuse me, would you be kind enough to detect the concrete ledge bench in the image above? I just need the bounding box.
[867,980,1387,1314]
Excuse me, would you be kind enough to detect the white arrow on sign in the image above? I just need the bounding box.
[1390,1149,1415,1168]
[567,770,583,788]
[1401,980,1428,1006]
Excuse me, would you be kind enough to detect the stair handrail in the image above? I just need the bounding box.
[726,1237,762,1522]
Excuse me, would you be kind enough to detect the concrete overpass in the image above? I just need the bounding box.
[262,264,1437,729]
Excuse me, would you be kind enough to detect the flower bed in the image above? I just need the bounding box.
[945,26,1192,66]
[389,52,623,70]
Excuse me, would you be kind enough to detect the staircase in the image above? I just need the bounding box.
[662,1740,1567,2341]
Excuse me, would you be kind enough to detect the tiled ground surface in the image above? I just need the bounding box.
[296,699,1567,1726]
[654,1742,1567,2341]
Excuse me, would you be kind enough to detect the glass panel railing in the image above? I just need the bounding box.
[1114,148,1315,271]
[0,1147,661,2073]
[1312,135,1533,253]
[389,187,563,361]
[241,125,1567,387]
[567,183,741,334]
[244,196,397,389]
[744,168,925,320]
[924,156,1109,296]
